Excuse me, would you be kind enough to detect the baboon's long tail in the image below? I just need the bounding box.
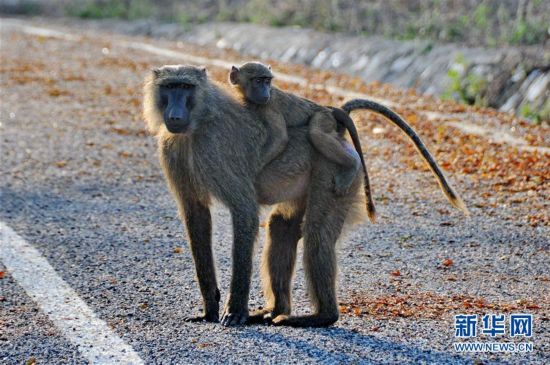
[341,99,469,216]
[330,107,376,223]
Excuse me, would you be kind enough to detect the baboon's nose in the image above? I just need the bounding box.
[168,109,186,122]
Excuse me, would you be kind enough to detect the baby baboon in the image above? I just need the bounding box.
[230,62,376,223]
[230,62,468,218]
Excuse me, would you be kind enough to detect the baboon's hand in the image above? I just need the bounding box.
[220,309,249,326]
[333,156,361,196]
[184,312,219,323]
[271,314,290,326]
[246,308,273,325]
[333,174,353,196]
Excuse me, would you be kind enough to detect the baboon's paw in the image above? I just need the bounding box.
[221,311,249,326]
[333,175,353,196]
[271,314,339,327]
[247,309,272,324]
[183,312,219,323]
[271,314,290,326]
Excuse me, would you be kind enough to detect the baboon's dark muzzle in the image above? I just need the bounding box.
[164,106,190,133]
[257,96,269,104]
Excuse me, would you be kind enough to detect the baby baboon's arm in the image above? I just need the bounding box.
[260,112,289,168]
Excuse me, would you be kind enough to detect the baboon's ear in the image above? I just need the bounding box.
[200,67,207,75]
[229,66,240,85]
[267,65,272,71]
[152,68,161,78]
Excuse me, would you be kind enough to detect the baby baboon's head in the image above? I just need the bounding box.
[229,62,273,105]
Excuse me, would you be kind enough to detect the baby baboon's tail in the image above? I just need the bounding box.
[342,99,469,216]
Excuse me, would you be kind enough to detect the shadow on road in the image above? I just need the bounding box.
[233,326,476,364]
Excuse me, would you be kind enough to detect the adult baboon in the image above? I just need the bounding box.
[143,64,364,327]
[143,64,467,328]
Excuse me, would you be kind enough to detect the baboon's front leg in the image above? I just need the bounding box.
[220,204,259,326]
[181,198,220,323]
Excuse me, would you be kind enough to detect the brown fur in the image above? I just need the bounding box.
[144,65,364,327]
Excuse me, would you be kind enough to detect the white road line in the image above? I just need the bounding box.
[0,222,144,365]
[2,18,548,154]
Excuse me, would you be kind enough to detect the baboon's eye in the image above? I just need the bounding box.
[163,83,194,89]
[254,78,262,85]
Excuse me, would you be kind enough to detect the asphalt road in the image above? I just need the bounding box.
[0,18,548,364]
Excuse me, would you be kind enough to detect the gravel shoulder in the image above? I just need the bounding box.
[0,18,548,364]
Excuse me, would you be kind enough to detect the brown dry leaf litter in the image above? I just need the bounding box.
[339,292,550,320]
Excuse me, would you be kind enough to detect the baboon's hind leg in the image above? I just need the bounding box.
[247,201,305,324]
[273,170,353,327]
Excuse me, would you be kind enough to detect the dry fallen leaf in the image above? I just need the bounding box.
[47,87,70,97]
[390,270,401,277]
[442,258,454,267]
[109,127,130,135]
[173,247,183,254]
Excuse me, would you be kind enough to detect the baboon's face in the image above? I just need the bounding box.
[151,65,207,134]
[230,63,273,105]
[158,81,196,134]
[247,76,272,105]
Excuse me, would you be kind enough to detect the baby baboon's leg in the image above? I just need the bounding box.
[273,164,354,327]
[248,201,305,324]
[181,198,220,323]
[308,111,360,195]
